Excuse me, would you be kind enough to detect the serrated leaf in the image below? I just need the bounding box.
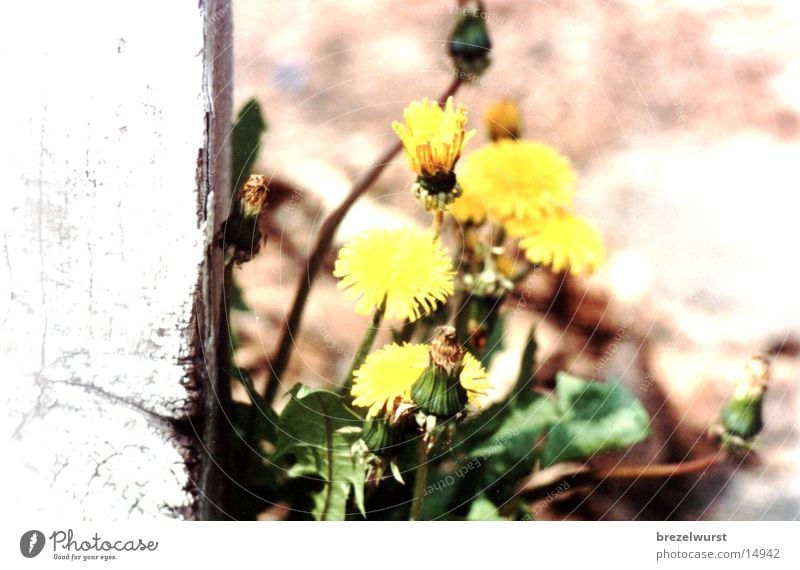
[540,372,651,468]
[275,385,368,521]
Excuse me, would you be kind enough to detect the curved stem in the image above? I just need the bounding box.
[410,436,430,521]
[339,300,386,396]
[596,450,724,480]
[262,76,463,405]
[517,450,726,504]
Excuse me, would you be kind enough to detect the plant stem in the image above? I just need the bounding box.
[339,300,386,396]
[492,223,506,248]
[431,210,445,239]
[516,450,726,503]
[596,450,724,480]
[410,436,430,521]
[262,76,463,405]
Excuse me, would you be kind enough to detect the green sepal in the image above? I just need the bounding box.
[411,363,468,419]
[413,172,462,212]
[362,417,400,458]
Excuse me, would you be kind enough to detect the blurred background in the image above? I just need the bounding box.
[230,0,799,520]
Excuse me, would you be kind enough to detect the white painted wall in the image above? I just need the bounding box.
[0,1,231,520]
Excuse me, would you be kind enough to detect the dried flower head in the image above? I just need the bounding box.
[239,174,269,219]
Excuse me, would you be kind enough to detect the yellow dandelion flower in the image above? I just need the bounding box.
[484,98,521,141]
[392,96,476,178]
[519,211,605,276]
[460,352,490,408]
[447,183,487,225]
[494,251,519,280]
[458,140,576,237]
[351,343,488,419]
[333,227,455,321]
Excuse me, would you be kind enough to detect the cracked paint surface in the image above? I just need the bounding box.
[0,1,210,519]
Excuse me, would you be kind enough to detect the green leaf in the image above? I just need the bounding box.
[222,99,268,256]
[231,99,267,193]
[540,372,651,468]
[228,400,281,520]
[478,311,505,369]
[229,277,250,312]
[231,401,277,448]
[232,367,278,442]
[461,393,557,502]
[457,294,505,368]
[275,385,369,521]
[467,495,506,521]
[467,393,557,461]
[514,320,538,391]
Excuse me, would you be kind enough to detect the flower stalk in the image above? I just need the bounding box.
[410,436,430,521]
[340,299,386,396]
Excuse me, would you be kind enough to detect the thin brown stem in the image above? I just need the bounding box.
[262,76,463,405]
[595,450,724,480]
[516,450,726,503]
[431,210,445,239]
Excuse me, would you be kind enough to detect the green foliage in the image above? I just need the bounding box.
[467,393,557,463]
[228,399,281,520]
[514,321,538,391]
[274,385,369,521]
[231,99,268,192]
[467,495,506,521]
[540,372,651,468]
[459,392,557,505]
[229,277,250,313]
[233,367,279,442]
[222,99,268,257]
[477,310,505,368]
[221,90,657,523]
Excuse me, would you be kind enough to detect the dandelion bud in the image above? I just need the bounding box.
[352,340,487,423]
[485,99,521,141]
[449,1,492,77]
[362,417,398,458]
[722,355,770,440]
[411,326,469,419]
